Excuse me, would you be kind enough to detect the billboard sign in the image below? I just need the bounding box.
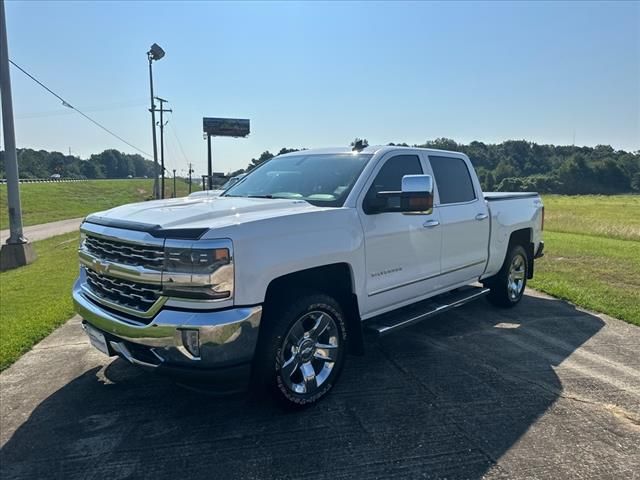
[203,117,250,137]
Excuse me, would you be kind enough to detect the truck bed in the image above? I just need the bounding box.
[483,192,539,201]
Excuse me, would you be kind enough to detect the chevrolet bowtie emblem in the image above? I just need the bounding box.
[92,259,110,274]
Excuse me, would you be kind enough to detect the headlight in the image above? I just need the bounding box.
[162,239,233,300]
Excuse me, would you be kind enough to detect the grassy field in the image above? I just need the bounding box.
[541,194,640,242]
[530,195,639,326]
[0,232,80,371]
[0,179,198,230]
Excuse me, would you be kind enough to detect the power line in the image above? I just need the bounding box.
[168,119,189,165]
[16,100,148,120]
[9,60,152,158]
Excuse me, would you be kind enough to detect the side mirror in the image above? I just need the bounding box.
[400,174,434,213]
[371,174,434,214]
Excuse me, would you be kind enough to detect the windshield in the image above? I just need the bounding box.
[221,174,245,191]
[223,153,372,207]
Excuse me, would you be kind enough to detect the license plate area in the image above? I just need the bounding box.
[84,324,112,356]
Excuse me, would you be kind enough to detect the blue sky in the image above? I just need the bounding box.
[3,1,639,176]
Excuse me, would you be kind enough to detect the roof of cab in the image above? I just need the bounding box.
[276,145,467,158]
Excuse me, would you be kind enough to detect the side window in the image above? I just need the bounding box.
[428,156,476,204]
[363,155,423,214]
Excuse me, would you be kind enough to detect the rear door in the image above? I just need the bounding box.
[427,155,489,285]
[359,152,442,315]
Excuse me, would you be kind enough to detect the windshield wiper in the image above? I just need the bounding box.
[224,194,275,199]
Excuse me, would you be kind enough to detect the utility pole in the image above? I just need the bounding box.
[0,0,36,271]
[154,97,171,199]
[172,169,177,198]
[188,162,193,193]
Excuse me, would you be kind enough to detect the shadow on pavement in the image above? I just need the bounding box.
[0,295,605,479]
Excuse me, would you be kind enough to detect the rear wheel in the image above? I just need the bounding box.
[486,244,528,308]
[253,292,348,408]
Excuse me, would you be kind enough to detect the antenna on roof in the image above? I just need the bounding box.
[351,138,369,152]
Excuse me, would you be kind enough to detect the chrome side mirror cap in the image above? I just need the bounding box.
[401,174,433,195]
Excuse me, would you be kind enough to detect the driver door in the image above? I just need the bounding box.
[359,153,442,316]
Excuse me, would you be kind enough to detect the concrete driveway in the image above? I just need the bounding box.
[1,290,639,479]
[0,217,83,243]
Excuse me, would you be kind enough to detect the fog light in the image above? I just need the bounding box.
[181,329,200,358]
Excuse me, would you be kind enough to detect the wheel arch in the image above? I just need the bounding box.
[263,263,364,355]
[508,227,535,279]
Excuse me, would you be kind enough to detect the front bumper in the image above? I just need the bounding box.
[534,241,545,259]
[73,275,262,390]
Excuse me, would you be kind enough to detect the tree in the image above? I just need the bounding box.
[246,151,274,171]
[485,172,495,191]
[494,160,517,182]
[350,138,369,148]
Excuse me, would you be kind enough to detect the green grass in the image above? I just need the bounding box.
[0,179,199,230]
[530,194,640,326]
[541,194,640,242]
[0,232,80,371]
[529,231,640,325]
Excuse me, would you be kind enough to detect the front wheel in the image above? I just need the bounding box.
[486,244,528,308]
[252,293,348,409]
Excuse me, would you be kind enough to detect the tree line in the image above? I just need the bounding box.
[2,139,639,194]
[0,149,157,180]
[230,139,640,194]
[410,138,640,194]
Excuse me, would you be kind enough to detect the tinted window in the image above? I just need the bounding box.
[428,156,476,204]
[363,155,423,214]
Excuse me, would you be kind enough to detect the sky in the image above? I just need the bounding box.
[2,1,639,176]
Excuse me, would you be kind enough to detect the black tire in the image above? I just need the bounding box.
[486,244,529,308]
[252,291,348,409]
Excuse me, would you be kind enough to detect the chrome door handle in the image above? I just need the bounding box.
[475,213,489,221]
[423,220,440,228]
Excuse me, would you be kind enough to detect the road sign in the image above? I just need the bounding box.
[203,117,250,137]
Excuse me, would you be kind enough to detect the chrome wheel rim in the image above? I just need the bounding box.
[279,311,340,395]
[507,254,526,300]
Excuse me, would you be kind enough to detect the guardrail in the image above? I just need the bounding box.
[0,178,149,184]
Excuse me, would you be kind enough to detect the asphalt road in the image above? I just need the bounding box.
[0,217,83,243]
[1,290,639,479]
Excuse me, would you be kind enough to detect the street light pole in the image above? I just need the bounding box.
[147,43,165,200]
[147,54,159,199]
[0,0,36,271]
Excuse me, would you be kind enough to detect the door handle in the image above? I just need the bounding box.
[475,213,489,221]
[423,219,440,228]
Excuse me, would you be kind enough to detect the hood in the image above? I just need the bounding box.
[85,196,320,234]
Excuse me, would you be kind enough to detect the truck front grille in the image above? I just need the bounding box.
[85,235,164,270]
[85,268,161,314]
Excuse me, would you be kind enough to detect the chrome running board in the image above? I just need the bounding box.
[365,285,490,336]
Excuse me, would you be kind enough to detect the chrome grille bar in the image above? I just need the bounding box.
[85,268,162,314]
[85,235,164,270]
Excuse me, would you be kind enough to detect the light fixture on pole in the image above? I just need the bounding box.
[147,43,165,199]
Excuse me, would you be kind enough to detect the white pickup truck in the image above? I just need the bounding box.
[73,145,544,407]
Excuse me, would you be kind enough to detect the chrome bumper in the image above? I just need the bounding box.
[72,275,262,373]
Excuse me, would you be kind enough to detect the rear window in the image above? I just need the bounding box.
[428,156,476,204]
